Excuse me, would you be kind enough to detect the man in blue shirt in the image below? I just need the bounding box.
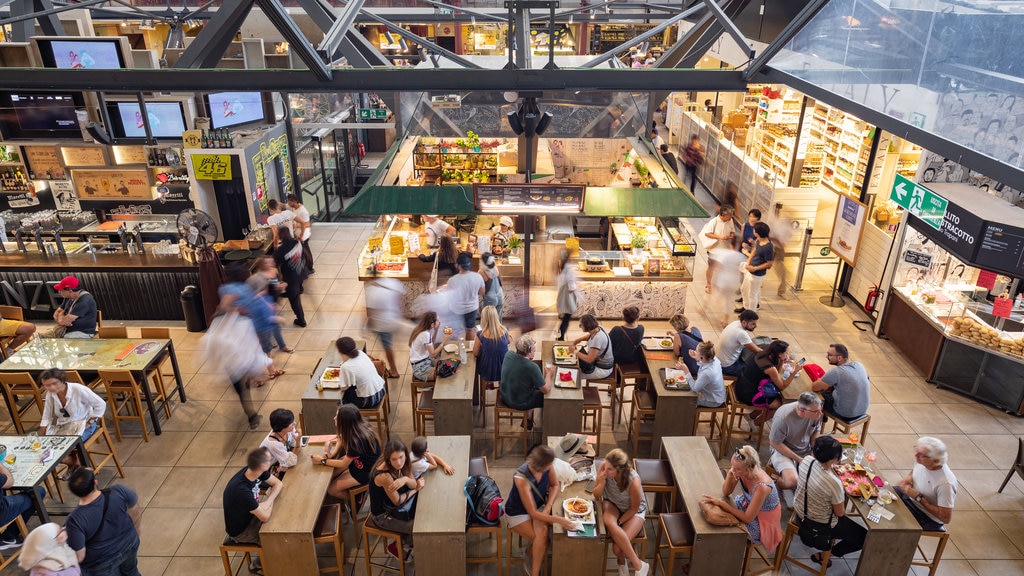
[66,468,140,576]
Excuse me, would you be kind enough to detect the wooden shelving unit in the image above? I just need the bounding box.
[412,146,499,185]
[809,102,871,197]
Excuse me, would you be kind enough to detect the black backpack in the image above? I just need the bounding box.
[436,359,461,378]
[465,474,504,527]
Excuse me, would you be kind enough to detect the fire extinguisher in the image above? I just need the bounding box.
[864,285,882,313]
[358,142,366,158]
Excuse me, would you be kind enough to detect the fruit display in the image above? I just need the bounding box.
[948,316,1024,356]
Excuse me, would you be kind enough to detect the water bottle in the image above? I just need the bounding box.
[459,341,467,363]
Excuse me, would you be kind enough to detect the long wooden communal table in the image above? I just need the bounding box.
[547,436,606,576]
[259,444,332,575]
[540,342,583,438]
[662,436,747,576]
[413,435,471,576]
[845,465,922,575]
[642,348,698,457]
[433,344,475,436]
[301,339,366,435]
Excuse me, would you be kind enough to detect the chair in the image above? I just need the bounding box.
[0,305,23,321]
[466,456,502,576]
[824,411,871,444]
[313,503,345,574]
[694,401,730,459]
[411,380,434,437]
[0,516,28,571]
[140,327,178,410]
[346,483,370,547]
[627,388,656,456]
[774,515,833,575]
[219,537,262,576]
[96,309,103,328]
[469,455,489,478]
[98,369,164,442]
[363,515,408,576]
[633,458,676,518]
[998,437,1024,493]
[603,522,647,574]
[64,369,102,394]
[911,530,950,576]
[361,389,390,441]
[742,540,774,576]
[723,381,767,456]
[583,373,617,426]
[614,363,650,428]
[582,386,603,450]
[0,372,44,433]
[85,418,125,478]
[97,326,128,339]
[654,512,694,576]
[477,375,499,428]
[494,395,530,460]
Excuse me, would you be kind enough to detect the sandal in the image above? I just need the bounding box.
[810,553,832,568]
[250,380,266,388]
[269,369,286,379]
[387,370,401,379]
[280,347,295,354]
[704,286,712,294]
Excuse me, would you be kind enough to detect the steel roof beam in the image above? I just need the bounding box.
[743,0,829,80]
[254,0,332,79]
[580,2,703,68]
[316,0,365,61]
[358,10,482,69]
[174,0,255,69]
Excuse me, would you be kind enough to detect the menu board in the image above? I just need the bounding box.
[908,202,984,263]
[71,169,153,200]
[975,222,1024,276]
[473,184,585,212]
[829,195,867,267]
[111,145,148,165]
[903,249,933,268]
[61,146,106,167]
[23,146,65,179]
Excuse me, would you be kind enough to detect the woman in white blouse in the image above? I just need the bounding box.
[38,368,106,475]
[336,337,385,408]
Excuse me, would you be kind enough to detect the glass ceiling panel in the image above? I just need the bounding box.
[769,0,1024,171]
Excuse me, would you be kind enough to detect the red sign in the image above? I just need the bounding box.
[977,270,997,291]
[993,296,1013,319]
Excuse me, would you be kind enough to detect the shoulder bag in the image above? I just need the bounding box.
[698,499,738,526]
[44,291,88,339]
[797,460,833,550]
[379,469,418,521]
[427,256,439,293]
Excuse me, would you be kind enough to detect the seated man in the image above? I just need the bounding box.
[223,447,284,572]
[0,317,34,357]
[811,343,870,422]
[895,436,957,532]
[716,309,761,377]
[52,276,97,339]
[0,461,44,549]
[768,392,822,491]
[500,334,555,430]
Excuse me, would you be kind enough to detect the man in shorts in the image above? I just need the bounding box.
[0,316,34,357]
[769,392,822,490]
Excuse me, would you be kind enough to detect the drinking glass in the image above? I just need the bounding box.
[28,432,41,451]
[853,447,865,465]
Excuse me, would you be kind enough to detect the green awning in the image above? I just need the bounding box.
[582,187,708,218]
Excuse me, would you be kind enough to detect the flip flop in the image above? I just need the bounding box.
[269,369,286,380]
[387,371,401,379]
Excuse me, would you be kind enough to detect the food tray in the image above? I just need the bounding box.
[552,345,575,365]
[320,367,344,389]
[554,368,579,389]
[443,343,459,354]
[642,337,674,351]
[659,368,691,390]
[834,464,881,498]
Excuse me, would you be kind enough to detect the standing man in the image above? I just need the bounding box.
[223,447,284,573]
[737,222,773,314]
[52,276,97,339]
[768,392,823,490]
[811,344,870,423]
[716,309,761,377]
[423,215,455,248]
[365,273,406,378]
[65,468,141,575]
[700,206,736,292]
[444,253,485,339]
[286,193,314,275]
[0,461,44,549]
[650,128,665,150]
[266,199,294,247]
[683,134,704,192]
[895,437,957,532]
[659,143,679,176]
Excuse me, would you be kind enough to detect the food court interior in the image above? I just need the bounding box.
[2,0,1024,574]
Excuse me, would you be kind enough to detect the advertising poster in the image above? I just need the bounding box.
[71,169,152,200]
[829,195,867,267]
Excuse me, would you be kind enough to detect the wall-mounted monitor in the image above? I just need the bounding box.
[35,37,127,69]
[0,92,86,140]
[204,92,267,129]
[106,101,188,140]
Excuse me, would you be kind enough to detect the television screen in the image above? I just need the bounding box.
[0,92,85,139]
[108,101,187,139]
[40,39,125,69]
[206,92,266,129]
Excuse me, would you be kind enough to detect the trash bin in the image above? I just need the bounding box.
[180,285,206,332]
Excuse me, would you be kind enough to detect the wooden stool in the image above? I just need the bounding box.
[140,327,177,419]
[603,522,647,574]
[0,516,27,571]
[477,376,499,428]
[64,369,102,394]
[742,540,774,576]
[633,458,676,518]
[363,515,408,576]
[774,515,833,575]
[912,530,950,576]
[627,389,656,456]
[313,503,345,574]
[411,381,434,436]
[346,483,370,547]
[614,363,650,427]
[724,383,767,455]
[824,411,871,444]
[654,513,695,576]
[0,372,44,433]
[219,537,262,576]
[494,395,530,460]
[584,374,617,423]
[97,326,128,339]
[582,386,603,450]
[86,418,125,478]
[99,369,161,442]
[467,457,501,576]
[361,389,390,440]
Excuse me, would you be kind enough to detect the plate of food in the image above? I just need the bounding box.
[563,497,595,524]
[320,367,344,389]
[834,464,880,499]
[553,345,575,365]
[443,343,459,354]
[555,368,579,388]
[642,337,674,351]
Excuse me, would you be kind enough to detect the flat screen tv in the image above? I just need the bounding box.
[37,38,126,69]
[106,101,188,140]
[0,92,86,140]
[205,92,266,129]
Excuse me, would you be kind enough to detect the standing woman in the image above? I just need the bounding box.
[555,249,579,341]
[408,311,453,382]
[700,444,783,553]
[313,404,382,500]
[38,369,106,476]
[273,226,307,328]
[734,339,800,412]
[473,305,509,390]
[479,253,504,318]
[247,256,293,353]
[505,445,576,576]
[369,439,423,563]
[595,449,650,576]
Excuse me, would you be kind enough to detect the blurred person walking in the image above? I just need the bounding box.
[273,226,307,327]
[365,273,406,378]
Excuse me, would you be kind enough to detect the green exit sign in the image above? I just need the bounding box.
[358,108,388,120]
[890,174,947,231]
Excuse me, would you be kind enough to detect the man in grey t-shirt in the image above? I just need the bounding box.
[769,392,822,490]
[811,343,870,422]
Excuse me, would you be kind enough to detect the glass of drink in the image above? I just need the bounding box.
[28,432,41,451]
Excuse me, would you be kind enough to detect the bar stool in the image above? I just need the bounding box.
[98,369,161,442]
[742,540,774,576]
[582,386,603,450]
[346,484,370,544]
[632,458,676,518]
[477,375,499,428]
[824,411,871,444]
[603,522,646,574]
[0,372,44,433]
[85,418,125,478]
[614,363,650,428]
[774,515,833,575]
[494,395,530,459]
[363,515,408,576]
[411,380,434,436]
[654,512,694,576]
[361,389,390,440]
[724,382,766,455]
[140,327,178,411]
[0,516,27,570]
[912,530,951,576]
[219,537,262,576]
[313,503,345,574]
[64,369,102,395]
[693,401,730,459]
[466,456,502,576]
[97,326,128,339]
[627,388,656,456]
[584,374,617,424]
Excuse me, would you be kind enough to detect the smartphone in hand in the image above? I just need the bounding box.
[300,436,310,448]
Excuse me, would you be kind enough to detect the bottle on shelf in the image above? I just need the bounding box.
[200,130,208,149]
[206,130,215,148]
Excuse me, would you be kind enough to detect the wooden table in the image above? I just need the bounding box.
[546,436,606,576]
[433,344,475,437]
[413,435,471,576]
[301,340,365,435]
[0,434,88,523]
[259,444,332,576]
[662,436,747,576]
[0,338,185,435]
[846,466,922,575]
[643,348,698,457]
[541,342,584,438]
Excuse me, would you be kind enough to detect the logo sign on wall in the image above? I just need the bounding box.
[190,154,232,180]
[71,169,152,200]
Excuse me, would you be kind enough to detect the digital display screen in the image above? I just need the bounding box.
[46,39,125,69]
[206,92,265,129]
[0,92,84,139]
[109,101,187,139]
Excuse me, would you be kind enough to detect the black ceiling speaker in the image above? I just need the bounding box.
[86,122,113,145]
[535,111,554,136]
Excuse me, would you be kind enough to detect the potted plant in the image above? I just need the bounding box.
[455,138,467,151]
[630,233,647,256]
[466,131,481,152]
[506,234,523,258]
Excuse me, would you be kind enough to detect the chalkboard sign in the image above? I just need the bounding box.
[975,222,1024,276]
[903,249,933,268]
[473,183,585,212]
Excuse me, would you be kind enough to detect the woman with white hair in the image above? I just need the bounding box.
[499,334,555,430]
[895,436,957,531]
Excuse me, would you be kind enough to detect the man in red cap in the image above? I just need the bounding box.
[52,276,97,338]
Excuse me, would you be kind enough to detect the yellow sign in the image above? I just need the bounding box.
[389,236,405,255]
[367,237,383,252]
[182,130,203,149]
[190,154,232,180]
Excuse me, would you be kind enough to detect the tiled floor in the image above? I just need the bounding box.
[4,198,1024,575]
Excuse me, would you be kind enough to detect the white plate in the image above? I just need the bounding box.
[554,368,579,388]
[443,343,459,354]
[642,337,674,350]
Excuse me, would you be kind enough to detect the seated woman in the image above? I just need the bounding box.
[313,404,382,500]
[500,334,555,430]
[259,408,301,475]
[595,449,650,576]
[505,445,576,576]
[701,444,782,553]
[474,305,509,390]
[686,341,726,408]
[408,311,453,382]
[572,314,615,381]
[669,313,703,377]
[336,336,385,408]
[794,436,866,567]
[734,339,800,412]
[369,439,422,563]
[609,305,645,368]
[38,368,106,477]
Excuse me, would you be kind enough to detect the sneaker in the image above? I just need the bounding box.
[733,307,746,314]
[734,297,744,303]
[0,536,23,550]
[618,564,629,576]
[248,414,263,431]
[386,542,400,560]
[293,319,307,328]
[636,561,650,576]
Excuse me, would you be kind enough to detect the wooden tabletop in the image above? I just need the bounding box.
[259,445,333,535]
[433,342,476,402]
[302,339,366,401]
[661,436,745,537]
[0,435,79,488]
[643,348,698,400]
[541,341,583,399]
[0,338,168,372]
[413,436,471,535]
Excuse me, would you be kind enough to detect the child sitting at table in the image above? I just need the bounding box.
[409,436,454,479]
